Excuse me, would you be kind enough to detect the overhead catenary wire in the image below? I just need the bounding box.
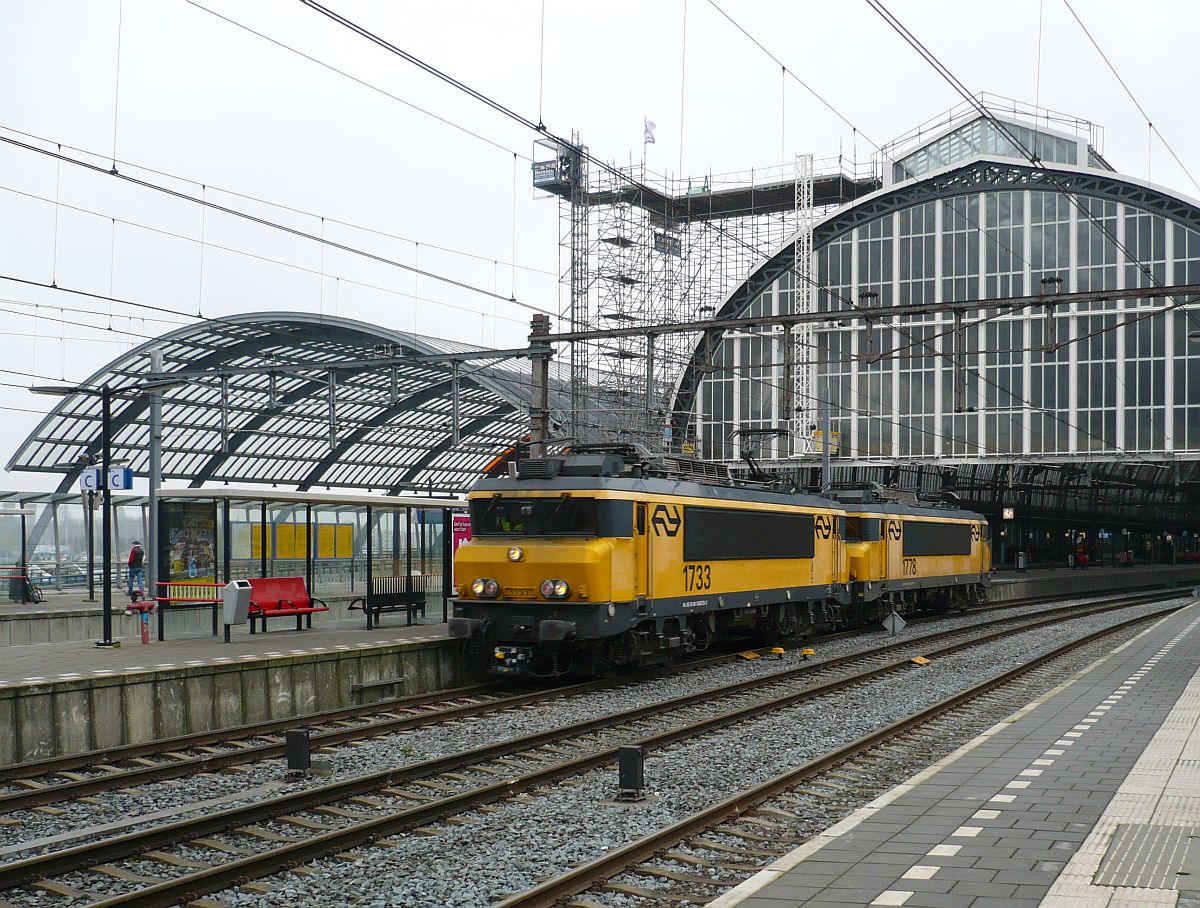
[180,0,528,162]
[298,0,1033,433]
[0,131,554,316]
[0,183,531,329]
[864,0,1186,449]
[0,119,556,281]
[1061,0,1200,195]
[705,0,882,152]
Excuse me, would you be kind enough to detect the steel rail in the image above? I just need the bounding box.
[1,593,1178,901]
[0,590,1166,814]
[0,643,798,813]
[0,683,501,783]
[0,587,1161,815]
[492,606,1181,908]
[0,583,1157,790]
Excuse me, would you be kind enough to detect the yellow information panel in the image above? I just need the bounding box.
[275,524,309,559]
[250,525,272,559]
[316,524,352,558]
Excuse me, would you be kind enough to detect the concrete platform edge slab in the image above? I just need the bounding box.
[705,609,1186,907]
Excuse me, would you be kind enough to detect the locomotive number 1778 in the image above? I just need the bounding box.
[683,563,712,590]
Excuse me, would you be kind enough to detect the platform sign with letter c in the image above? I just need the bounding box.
[78,466,102,492]
[107,466,133,491]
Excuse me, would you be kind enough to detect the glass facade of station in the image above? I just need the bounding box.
[892,117,1081,183]
[696,119,1200,464]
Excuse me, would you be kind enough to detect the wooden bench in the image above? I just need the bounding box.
[349,575,427,629]
[247,576,329,633]
[155,581,222,640]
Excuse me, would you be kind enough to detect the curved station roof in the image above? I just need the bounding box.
[8,312,566,495]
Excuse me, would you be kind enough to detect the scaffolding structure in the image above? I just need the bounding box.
[790,153,816,457]
[534,139,860,455]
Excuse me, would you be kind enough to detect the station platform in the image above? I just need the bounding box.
[0,616,450,687]
[0,617,466,765]
[711,599,1200,908]
[0,584,450,645]
[988,563,1200,603]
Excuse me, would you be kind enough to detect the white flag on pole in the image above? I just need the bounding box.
[644,119,657,145]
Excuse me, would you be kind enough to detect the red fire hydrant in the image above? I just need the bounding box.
[126,593,155,644]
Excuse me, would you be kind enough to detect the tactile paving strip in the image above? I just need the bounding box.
[1093,823,1198,889]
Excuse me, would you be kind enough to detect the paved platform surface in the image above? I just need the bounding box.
[0,617,451,689]
[712,600,1200,908]
[989,563,1200,586]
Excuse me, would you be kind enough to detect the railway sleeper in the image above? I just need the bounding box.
[601,881,694,902]
[93,864,159,884]
[634,867,727,886]
[276,815,335,831]
[239,826,300,844]
[193,836,256,855]
[314,806,374,820]
[145,850,212,869]
[664,851,722,869]
[32,882,90,900]
[752,806,801,821]
[714,827,776,843]
[689,838,780,858]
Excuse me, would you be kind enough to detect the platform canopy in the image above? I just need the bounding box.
[8,312,572,495]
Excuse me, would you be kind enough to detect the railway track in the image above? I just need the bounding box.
[493,607,1178,908]
[0,591,1181,906]
[0,589,1168,816]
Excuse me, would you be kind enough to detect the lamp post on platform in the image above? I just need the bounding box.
[32,373,185,647]
[32,384,119,645]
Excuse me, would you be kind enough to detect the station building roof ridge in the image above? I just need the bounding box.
[8,311,576,496]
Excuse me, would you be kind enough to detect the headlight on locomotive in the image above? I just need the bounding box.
[539,578,570,599]
[472,578,501,598]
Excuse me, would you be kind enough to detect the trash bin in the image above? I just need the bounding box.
[1016,551,1027,573]
[222,579,253,642]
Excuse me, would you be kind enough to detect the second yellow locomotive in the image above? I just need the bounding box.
[449,446,990,676]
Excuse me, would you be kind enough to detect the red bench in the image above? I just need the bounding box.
[248,576,328,633]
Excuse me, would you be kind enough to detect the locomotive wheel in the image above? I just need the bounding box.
[605,629,643,668]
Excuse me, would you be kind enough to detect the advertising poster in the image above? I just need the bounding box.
[159,500,217,583]
[452,513,472,556]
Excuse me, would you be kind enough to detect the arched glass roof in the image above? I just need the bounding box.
[9,312,568,495]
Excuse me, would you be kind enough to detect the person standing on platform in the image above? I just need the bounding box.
[127,540,146,601]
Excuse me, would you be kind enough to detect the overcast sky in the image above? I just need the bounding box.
[1,0,1197,491]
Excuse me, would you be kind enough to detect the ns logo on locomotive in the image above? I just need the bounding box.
[449,446,991,677]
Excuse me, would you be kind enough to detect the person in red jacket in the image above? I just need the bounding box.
[127,541,145,600]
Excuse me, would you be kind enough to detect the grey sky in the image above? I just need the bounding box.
[1,0,1196,491]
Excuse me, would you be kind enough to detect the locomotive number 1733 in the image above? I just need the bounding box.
[682,563,712,591]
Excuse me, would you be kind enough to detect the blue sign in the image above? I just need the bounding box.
[78,466,101,491]
[107,467,134,490]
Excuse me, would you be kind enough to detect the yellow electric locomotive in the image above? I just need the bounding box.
[448,448,993,676]
[835,487,991,620]
[449,447,848,675]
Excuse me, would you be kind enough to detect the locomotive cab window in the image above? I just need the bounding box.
[470,497,632,537]
[844,517,881,542]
